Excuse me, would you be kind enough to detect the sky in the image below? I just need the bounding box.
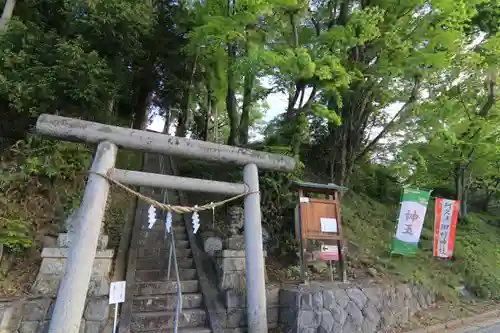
[147,77,290,133]
[147,77,404,144]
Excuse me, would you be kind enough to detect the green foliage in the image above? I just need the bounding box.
[0,217,32,253]
[0,136,91,253]
[0,20,115,118]
[0,135,91,190]
[453,214,500,298]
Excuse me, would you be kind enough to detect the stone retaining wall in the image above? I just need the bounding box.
[279,282,435,333]
[0,211,114,333]
[222,284,281,330]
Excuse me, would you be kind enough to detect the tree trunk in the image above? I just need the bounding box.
[176,55,198,138]
[176,91,191,137]
[226,41,239,146]
[239,71,254,145]
[204,88,216,142]
[455,164,468,218]
[483,193,492,213]
[212,98,219,143]
[0,0,16,31]
[132,86,153,130]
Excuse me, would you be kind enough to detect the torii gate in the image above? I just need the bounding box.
[35,114,296,333]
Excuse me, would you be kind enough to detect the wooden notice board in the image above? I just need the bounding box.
[293,181,347,282]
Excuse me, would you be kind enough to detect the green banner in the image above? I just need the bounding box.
[391,187,431,256]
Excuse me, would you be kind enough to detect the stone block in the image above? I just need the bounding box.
[45,300,55,320]
[22,298,51,321]
[312,291,323,309]
[201,232,223,255]
[31,275,61,297]
[279,306,297,327]
[38,258,113,278]
[330,303,346,325]
[323,289,349,310]
[346,288,367,310]
[219,271,245,291]
[84,297,109,321]
[225,236,245,250]
[361,287,382,309]
[299,293,312,309]
[297,309,320,329]
[0,300,23,333]
[280,289,298,308]
[19,321,39,333]
[225,308,246,328]
[101,320,113,333]
[225,290,246,309]
[266,285,280,306]
[88,276,110,297]
[319,309,335,333]
[361,317,378,333]
[37,319,85,333]
[345,301,363,326]
[58,233,109,250]
[84,321,102,333]
[298,328,317,333]
[380,309,395,329]
[362,301,380,325]
[216,256,246,271]
[267,306,279,324]
[215,250,246,258]
[41,248,114,260]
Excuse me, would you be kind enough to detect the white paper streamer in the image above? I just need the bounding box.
[147,205,156,229]
[192,206,200,234]
[166,211,172,233]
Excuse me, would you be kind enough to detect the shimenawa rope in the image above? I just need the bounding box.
[89,170,258,214]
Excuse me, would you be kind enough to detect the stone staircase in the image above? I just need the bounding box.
[122,153,211,333]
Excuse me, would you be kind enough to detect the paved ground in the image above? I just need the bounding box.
[449,318,500,333]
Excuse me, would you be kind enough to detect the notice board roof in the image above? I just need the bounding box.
[292,181,348,194]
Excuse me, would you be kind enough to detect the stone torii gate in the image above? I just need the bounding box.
[35,114,296,333]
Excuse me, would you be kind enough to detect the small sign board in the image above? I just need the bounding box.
[320,217,338,233]
[318,245,339,261]
[109,281,126,304]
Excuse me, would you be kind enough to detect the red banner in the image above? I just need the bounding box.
[434,198,459,258]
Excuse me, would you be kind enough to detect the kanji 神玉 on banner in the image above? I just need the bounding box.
[433,198,459,259]
[391,187,431,256]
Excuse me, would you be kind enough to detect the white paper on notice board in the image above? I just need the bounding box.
[320,218,338,233]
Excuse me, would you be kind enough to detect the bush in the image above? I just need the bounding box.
[453,214,500,298]
[0,135,91,252]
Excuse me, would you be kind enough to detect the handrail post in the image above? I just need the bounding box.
[243,163,267,333]
[48,141,118,333]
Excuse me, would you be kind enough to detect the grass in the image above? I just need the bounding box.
[340,191,500,301]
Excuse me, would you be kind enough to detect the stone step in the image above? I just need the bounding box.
[136,269,197,282]
[130,309,207,330]
[136,257,194,270]
[131,327,211,333]
[163,329,211,333]
[138,238,190,248]
[137,247,192,258]
[133,293,203,312]
[147,219,185,229]
[134,280,199,296]
[142,224,186,233]
[139,231,188,241]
